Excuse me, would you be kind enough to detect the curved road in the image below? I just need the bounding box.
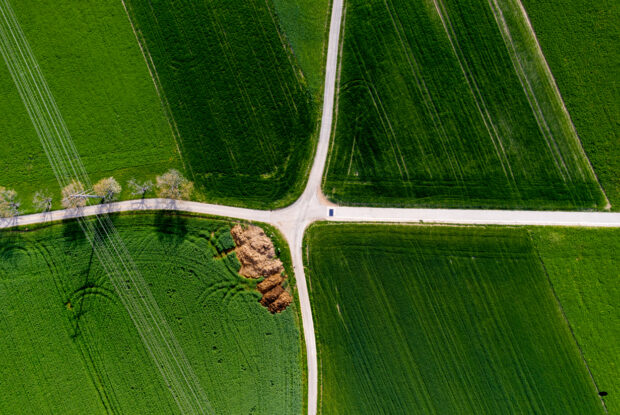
[2,0,620,413]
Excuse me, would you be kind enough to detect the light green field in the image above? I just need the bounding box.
[0,214,304,414]
[522,0,619,210]
[324,0,606,210]
[0,0,183,213]
[305,223,604,414]
[272,0,332,95]
[531,227,620,413]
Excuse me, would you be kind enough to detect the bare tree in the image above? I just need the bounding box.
[156,169,193,200]
[33,191,53,212]
[93,177,122,202]
[0,187,20,218]
[127,178,153,198]
[61,180,88,208]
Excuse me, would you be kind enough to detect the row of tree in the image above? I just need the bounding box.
[0,169,193,218]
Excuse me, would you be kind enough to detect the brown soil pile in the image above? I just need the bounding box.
[231,225,292,313]
[257,274,284,293]
[231,224,284,278]
[267,291,292,313]
[261,285,284,304]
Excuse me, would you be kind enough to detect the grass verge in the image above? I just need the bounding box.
[271,0,332,97]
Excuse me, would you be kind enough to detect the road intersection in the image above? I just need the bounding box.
[2,0,619,413]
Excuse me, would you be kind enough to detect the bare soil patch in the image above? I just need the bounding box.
[231,225,292,313]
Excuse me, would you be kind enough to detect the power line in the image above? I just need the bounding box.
[0,2,213,413]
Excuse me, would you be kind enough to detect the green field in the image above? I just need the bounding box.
[323,0,606,210]
[0,213,304,414]
[0,0,183,213]
[305,223,604,414]
[272,0,332,95]
[124,0,318,208]
[521,0,620,210]
[531,227,620,413]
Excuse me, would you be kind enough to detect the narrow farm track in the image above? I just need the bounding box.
[1,0,619,414]
[4,197,620,232]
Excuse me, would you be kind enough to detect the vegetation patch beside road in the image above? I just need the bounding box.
[323,0,607,210]
[0,213,304,414]
[271,0,332,96]
[304,223,605,414]
[521,0,619,210]
[0,0,183,214]
[124,0,319,209]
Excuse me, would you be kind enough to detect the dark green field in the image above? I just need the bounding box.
[0,214,304,414]
[0,0,183,213]
[305,223,604,414]
[522,0,619,210]
[124,0,318,208]
[323,0,606,210]
[532,227,620,413]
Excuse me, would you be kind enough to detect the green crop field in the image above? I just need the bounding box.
[0,213,304,414]
[304,223,604,414]
[521,0,620,210]
[531,227,620,413]
[124,0,319,208]
[0,0,183,213]
[272,0,332,95]
[323,0,607,210]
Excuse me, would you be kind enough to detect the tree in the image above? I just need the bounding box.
[32,191,53,212]
[93,177,121,202]
[127,178,153,197]
[156,169,193,200]
[0,187,20,218]
[61,180,87,208]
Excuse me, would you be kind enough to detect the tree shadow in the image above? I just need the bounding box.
[154,211,188,243]
[62,218,86,244]
[0,216,19,229]
[67,221,120,338]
